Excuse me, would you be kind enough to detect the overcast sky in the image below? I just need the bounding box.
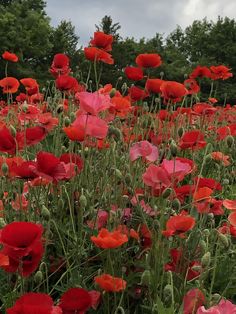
[46,0,236,46]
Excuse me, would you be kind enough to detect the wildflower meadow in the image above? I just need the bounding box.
[0,29,236,314]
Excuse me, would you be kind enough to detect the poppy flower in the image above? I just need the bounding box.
[142,164,171,190]
[84,47,114,64]
[128,86,149,102]
[165,248,201,281]
[162,214,195,237]
[91,228,128,249]
[210,65,233,80]
[32,151,76,182]
[90,31,113,51]
[38,113,59,132]
[160,81,188,103]
[124,67,144,81]
[60,153,84,173]
[77,91,110,115]
[50,53,70,77]
[135,53,162,68]
[145,78,164,94]
[6,292,61,314]
[11,161,37,179]
[183,288,205,314]
[20,78,39,93]
[0,126,16,154]
[184,78,200,94]
[94,273,127,292]
[56,75,79,93]
[193,177,222,191]
[179,130,206,150]
[161,159,191,182]
[223,199,236,211]
[197,299,236,314]
[130,140,159,162]
[16,126,47,150]
[189,65,212,79]
[211,151,230,166]
[228,212,236,226]
[0,77,20,93]
[66,114,108,140]
[2,51,18,62]
[109,95,131,117]
[193,187,213,202]
[0,222,44,276]
[59,287,92,314]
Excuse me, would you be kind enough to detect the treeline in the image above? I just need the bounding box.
[1,0,236,103]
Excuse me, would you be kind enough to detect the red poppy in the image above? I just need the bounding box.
[145,78,164,94]
[162,214,195,237]
[128,86,149,102]
[135,53,162,68]
[0,77,20,93]
[50,53,70,77]
[90,31,113,51]
[183,288,205,314]
[84,47,114,64]
[60,153,84,173]
[194,177,222,191]
[0,222,44,276]
[179,130,206,150]
[2,51,18,62]
[160,81,188,103]
[59,287,92,314]
[228,211,236,226]
[189,65,212,79]
[223,199,236,211]
[16,126,47,150]
[95,274,127,292]
[6,292,61,314]
[56,75,79,93]
[142,164,171,191]
[109,95,131,117]
[12,160,37,179]
[184,78,200,94]
[165,248,201,281]
[210,65,233,80]
[91,228,128,249]
[20,78,38,91]
[193,187,213,202]
[38,113,59,132]
[0,126,16,154]
[32,151,76,182]
[124,67,144,81]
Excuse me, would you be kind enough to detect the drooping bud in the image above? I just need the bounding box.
[218,233,230,248]
[109,88,116,98]
[177,127,184,138]
[1,163,8,176]
[162,188,172,199]
[34,270,43,284]
[172,198,181,211]
[170,141,178,157]
[226,135,234,147]
[79,194,87,209]
[141,270,151,286]
[41,205,50,219]
[201,252,211,267]
[64,116,70,127]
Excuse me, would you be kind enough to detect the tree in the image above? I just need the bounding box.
[95,15,121,40]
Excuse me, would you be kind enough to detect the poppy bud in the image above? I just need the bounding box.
[109,88,116,98]
[41,205,50,219]
[222,178,230,185]
[124,173,132,185]
[61,145,67,153]
[201,252,211,267]
[202,229,210,237]
[206,143,213,153]
[191,265,202,272]
[177,127,184,137]
[64,116,70,127]
[199,239,207,252]
[34,270,43,284]
[162,188,172,199]
[160,71,164,79]
[109,126,122,142]
[79,194,87,209]
[211,293,221,303]
[0,218,6,228]
[172,198,181,211]
[163,284,172,298]
[115,306,125,314]
[1,163,8,176]
[170,141,178,157]
[218,233,229,248]
[56,104,64,114]
[114,169,123,179]
[9,125,16,137]
[58,198,64,211]
[226,135,234,147]
[141,270,151,286]
[70,112,76,122]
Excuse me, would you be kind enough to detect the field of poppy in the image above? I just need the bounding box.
[0,31,235,313]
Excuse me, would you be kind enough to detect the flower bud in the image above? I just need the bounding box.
[1,163,8,176]
[114,169,123,179]
[34,270,43,284]
[201,252,211,267]
[141,270,151,286]
[177,127,184,138]
[218,233,229,248]
[170,141,178,157]
[226,135,234,147]
[162,188,172,199]
[172,198,181,211]
[0,218,6,228]
[79,194,87,209]
[41,205,50,219]
[64,116,70,127]
[202,229,210,237]
[70,112,76,122]
[163,284,172,297]
[199,239,207,252]
[109,88,117,98]
[124,173,132,185]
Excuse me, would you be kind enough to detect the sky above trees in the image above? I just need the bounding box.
[46,0,236,46]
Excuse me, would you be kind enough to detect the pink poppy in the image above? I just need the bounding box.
[130,141,159,162]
